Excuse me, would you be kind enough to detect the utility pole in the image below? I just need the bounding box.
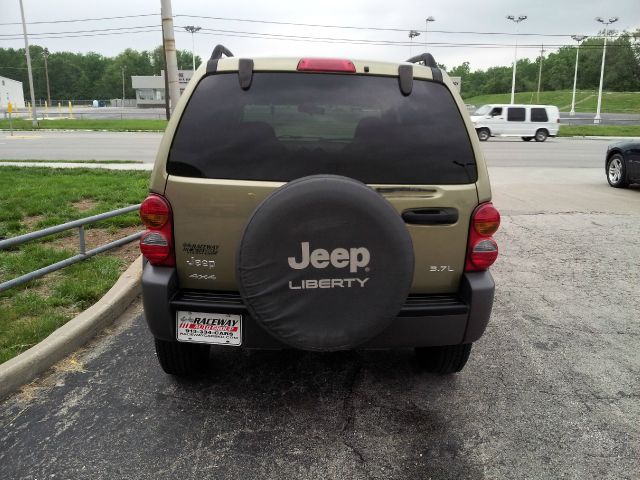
[594,16,618,124]
[161,27,171,120]
[43,47,51,107]
[19,0,38,127]
[160,0,180,114]
[536,44,545,103]
[506,15,527,105]
[569,35,587,116]
[184,25,201,73]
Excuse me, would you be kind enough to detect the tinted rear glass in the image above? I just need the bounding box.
[168,73,477,184]
[507,107,526,121]
[531,107,548,122]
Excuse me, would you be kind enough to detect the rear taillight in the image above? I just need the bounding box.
[140,194,175,267]
[465,202,500,272]
[297,58,356,73]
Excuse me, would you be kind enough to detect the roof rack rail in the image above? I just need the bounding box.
[210,44,234,60]
[406,53,437,68]
[207,44,234,74]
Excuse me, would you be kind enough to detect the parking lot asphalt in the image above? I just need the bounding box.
[1,144,639,479]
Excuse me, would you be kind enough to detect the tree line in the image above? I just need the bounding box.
[0,45,201,102]
[0,31,638,102]
[447,31,640,99]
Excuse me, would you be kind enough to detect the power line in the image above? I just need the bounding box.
[0,29,161,42]
[182,26,626,50]
[175,13,626,38]
[0,13,158,26]
[0,25,160,37]
[0,10,625,39]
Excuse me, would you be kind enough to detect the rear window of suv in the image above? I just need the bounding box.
[168,72,477,184]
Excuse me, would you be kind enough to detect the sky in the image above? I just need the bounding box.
[1,0,639,71]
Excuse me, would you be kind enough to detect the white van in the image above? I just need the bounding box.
[470,104,560,142]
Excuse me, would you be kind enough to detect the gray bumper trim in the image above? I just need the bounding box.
[142,263,495,347]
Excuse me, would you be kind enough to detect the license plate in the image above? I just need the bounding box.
[176,311,242,346]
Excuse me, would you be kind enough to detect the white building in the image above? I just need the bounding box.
[0,75,26,109]
[131,70,193,108]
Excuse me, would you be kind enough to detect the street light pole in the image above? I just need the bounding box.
[184,25,201,73]
[536,44,545,103]
[506,15,527,105]
[425,16,435,47]
[43,47,51,107]
[19,0,37,127]
[569,35,587,116]
[121,66,126,104]
[594,17,618,124]
[408,30,421,57]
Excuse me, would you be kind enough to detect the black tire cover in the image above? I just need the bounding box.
[236,175,414,351]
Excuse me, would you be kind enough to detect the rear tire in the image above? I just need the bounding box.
[521,136,533,142]
[477,128,490,142]
[415,343,472,374]
[534,129,548,142]
[154,339,210,376]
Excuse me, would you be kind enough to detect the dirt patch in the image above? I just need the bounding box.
[22,214,45,231]
[71,199,98,212]
[50,226,142,265]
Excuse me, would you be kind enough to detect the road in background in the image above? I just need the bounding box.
[1,139,639,478]
[0,131,162,162]
[0,134,622,166]
[6,107,640,125]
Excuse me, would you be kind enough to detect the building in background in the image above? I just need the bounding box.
[131,70,193,108]
[0,75,26,109]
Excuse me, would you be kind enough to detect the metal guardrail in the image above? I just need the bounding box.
[0,204,142,293]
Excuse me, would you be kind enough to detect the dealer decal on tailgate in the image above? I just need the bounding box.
[176,311,242,346]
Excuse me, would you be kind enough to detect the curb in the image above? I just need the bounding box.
[0,256,143,401]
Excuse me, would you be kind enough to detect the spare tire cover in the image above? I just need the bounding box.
[236,175,414,351]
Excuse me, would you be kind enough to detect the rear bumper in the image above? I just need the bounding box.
[142,264,494,348]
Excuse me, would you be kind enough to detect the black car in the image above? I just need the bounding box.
[606,140,640,188]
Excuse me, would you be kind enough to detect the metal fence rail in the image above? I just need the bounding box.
[0,204,142,293]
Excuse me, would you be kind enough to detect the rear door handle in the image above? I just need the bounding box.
[402,208,459,225]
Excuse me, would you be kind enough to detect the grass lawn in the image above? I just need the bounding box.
[0,167,150,364]
[464,90,640,114]
[558,125,640,137]
[0,118,167,132]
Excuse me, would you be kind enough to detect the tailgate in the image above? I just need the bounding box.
[166,177,476,294]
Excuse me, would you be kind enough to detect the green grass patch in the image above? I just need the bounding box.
[558,125,640,137]
[0,118,167,132]
[0,159,143,164]
[0,167,149,237]
[0,167,149,363]
[465,90,640,114]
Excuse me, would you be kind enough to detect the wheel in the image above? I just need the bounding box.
[415,343,472,374]
[154,339,210,376]
[477,128,490,142]
[607,154,628,188]
[521,136,533,142]
[534,129,548,142]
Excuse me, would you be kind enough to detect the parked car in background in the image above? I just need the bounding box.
[470,104,560,142]
[605,140,640,188]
